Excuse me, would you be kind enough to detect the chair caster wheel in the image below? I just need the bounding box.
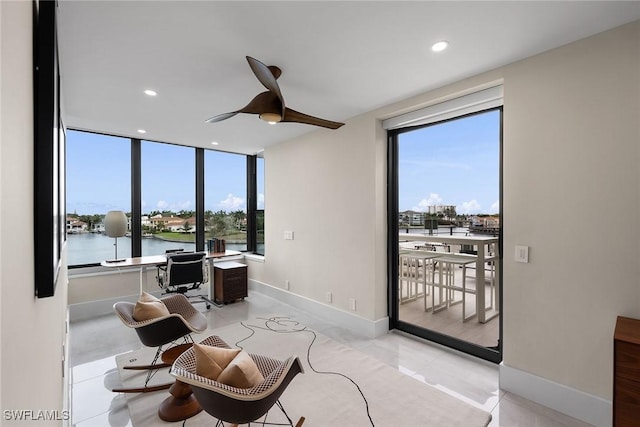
[206,304,211,309]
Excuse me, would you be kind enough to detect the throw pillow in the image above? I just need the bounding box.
[193,343,241,381]
[132,292,170,321]
[217,350,265,389]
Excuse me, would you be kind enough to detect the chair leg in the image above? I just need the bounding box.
[122,362,170,370]
[432,262,447,313]
[113,345,173,393]
[112,383,173,393]
[462,264,477,322]
[275,400,303,427]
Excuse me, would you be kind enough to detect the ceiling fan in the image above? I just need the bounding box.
[205,56,345,130]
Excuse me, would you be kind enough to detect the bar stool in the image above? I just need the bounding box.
[398,250,418,304]
[432,253,478,321]
[398,250,439,305]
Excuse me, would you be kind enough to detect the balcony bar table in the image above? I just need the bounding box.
[399,233,499,323]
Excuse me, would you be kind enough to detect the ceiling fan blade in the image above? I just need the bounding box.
[282,108,345,130]
[206,91,281,123]
[246,56,285,116]
[205,111,240,123]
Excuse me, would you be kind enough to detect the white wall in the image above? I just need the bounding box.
[0,2,69,425]
[261,19,640,411]
[501,20,640,399]
[264,113,388,321]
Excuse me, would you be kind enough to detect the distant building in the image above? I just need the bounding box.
[469,215,500,234]
[149,215,196,233]
[427,205,456,217]
[399,205,458,226]
[66,217,87,233]
[399,210,427,226]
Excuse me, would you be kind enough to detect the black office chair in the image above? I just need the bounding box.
[157,251,215,309]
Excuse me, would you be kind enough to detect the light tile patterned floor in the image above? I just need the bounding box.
[69,291,591,426]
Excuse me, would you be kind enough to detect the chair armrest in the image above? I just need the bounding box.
[162,294,207,331]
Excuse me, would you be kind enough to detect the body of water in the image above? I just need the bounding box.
[67,233,246,266]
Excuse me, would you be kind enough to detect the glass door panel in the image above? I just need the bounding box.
[395,108,502,361]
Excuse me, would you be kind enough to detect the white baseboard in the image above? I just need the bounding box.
[500,363,611,427]
[248,279,389,339]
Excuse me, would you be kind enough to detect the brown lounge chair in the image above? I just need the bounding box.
[171,335,305,427]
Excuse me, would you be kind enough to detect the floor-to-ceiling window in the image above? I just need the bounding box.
[204,150,248,252]
[256,155,265,255]
[65,131,131,265]
[141,141,196,255]
[387,88,503,362]
[66,130,264,267]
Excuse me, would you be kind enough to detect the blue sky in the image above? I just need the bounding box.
[66,131,263,215]
[398,109,500,215]
[67,109,498,217]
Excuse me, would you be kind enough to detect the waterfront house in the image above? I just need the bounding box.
[66,217,87,233]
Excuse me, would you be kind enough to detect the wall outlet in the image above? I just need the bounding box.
[285,280,290,290]
[326,292,332,303]
[515,245,529,263]
[284,230,294,240]
[349,298,356,311]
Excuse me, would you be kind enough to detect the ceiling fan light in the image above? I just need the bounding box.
[259,112,281,124]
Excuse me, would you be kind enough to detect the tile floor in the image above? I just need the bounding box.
[69,291,592,426]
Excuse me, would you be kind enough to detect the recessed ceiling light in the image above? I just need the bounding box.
[211,141,219,145]
[144,89,157,96]
[431,41,449,52]
[137,129,147,134]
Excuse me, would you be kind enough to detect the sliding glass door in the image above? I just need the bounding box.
[389,107,502,362]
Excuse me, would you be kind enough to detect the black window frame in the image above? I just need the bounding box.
[66,129,263,267]
[387,106,504,364]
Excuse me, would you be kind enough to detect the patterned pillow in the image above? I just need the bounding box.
[132,292,170,321]
[193,343,241,380]
[217,350,265,389]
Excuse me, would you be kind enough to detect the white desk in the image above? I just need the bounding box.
[399,234,499,323]
[101,250,242,300]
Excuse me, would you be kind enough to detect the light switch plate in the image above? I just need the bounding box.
[515,245,529,263]
[284,230,294,240]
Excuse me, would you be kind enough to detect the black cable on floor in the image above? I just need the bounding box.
[238,317,375,427]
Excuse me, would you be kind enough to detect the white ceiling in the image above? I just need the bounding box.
[57,1,640,155]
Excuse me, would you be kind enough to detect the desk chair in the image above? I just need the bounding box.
[157,251,215,309]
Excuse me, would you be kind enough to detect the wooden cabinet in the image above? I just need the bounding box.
[614,316,640,427]
[214,261,247,304]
